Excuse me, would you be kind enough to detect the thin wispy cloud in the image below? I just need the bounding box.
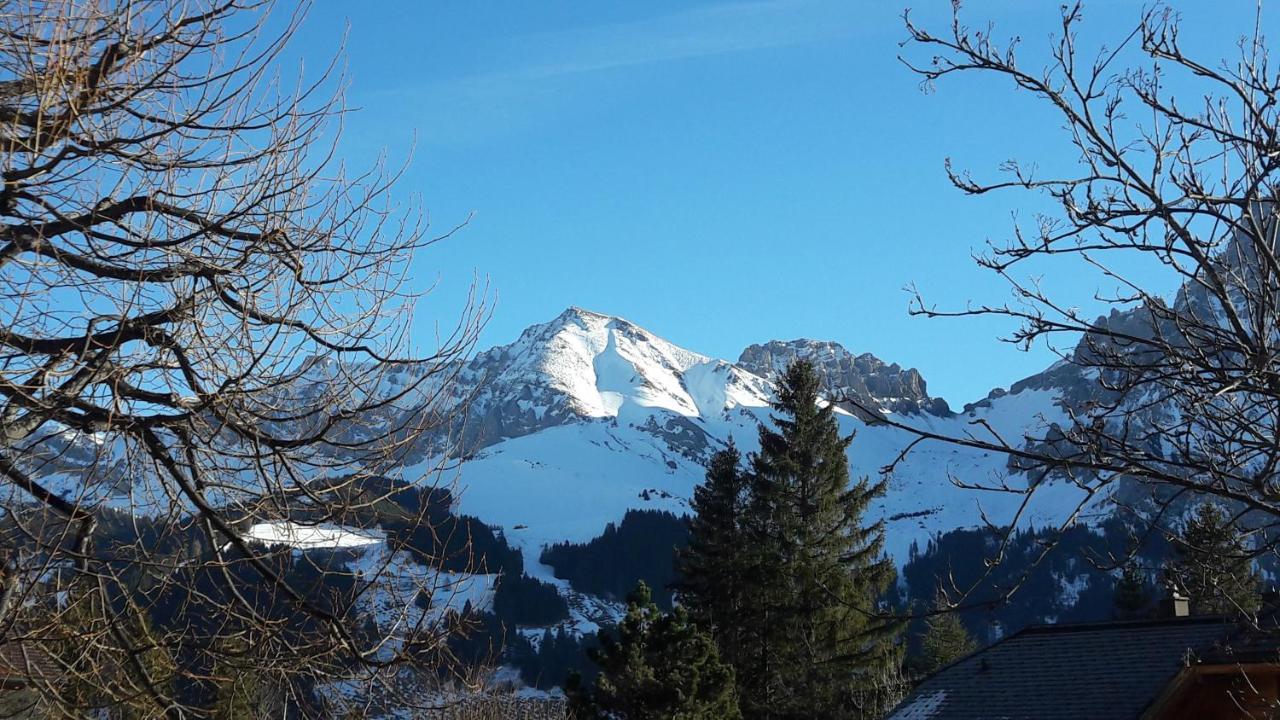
[376,0,859,145]
[507,0,858,79]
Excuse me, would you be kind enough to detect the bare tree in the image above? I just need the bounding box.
[0,0,488,715]
[877,2,1280,613]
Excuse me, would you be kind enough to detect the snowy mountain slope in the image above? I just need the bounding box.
[444,375,1091,575]
[23,303,1105,568]
[443,308,773,451]
[383,307,1100,587]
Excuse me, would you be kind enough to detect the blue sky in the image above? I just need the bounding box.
[289,1,1259,406]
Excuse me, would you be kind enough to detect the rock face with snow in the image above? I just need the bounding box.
[737,339,952,418]
[445,307,772,455]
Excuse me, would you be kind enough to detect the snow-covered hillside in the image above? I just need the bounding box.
[401,307,1098,580]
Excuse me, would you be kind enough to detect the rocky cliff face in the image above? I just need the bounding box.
[737,339,951,418]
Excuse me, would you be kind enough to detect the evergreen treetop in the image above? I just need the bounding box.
[676,440,749,665]
[569,582,740,720]
[1166,502,1261,617]
[1112,562,1153,620]
[917,590,976,675]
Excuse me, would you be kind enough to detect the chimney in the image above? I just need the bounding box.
[1160,587,1190,618]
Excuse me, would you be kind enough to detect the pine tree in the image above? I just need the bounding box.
[737,360,901,720]
[1112,562,1152,620]
[918,593,975,675]
[676,440,749,668]
[568,582,740,720]
[1167,503,1261,616]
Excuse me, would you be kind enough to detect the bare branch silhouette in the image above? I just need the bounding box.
[0,0,490,715]
[886,2,1280,620]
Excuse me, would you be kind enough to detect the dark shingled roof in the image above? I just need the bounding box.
[0,637,59,687]
[888,617,1238,720]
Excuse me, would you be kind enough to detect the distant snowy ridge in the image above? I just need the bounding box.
[738,338,952,418]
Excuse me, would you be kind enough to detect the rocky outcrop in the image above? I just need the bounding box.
[736,339,951,418]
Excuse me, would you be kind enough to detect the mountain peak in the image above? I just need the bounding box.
[448,308,772,450]
[556,305,614,324]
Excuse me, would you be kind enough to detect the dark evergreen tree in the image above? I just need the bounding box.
[918,592,976,675]
[568,582,740,720]
[1112,562,1153,620]
[737,360,901,720]
[675,441,750,667]
[441,611,510,679]
[1167,503,1261,616]
[900,518,1171,638]
[514,627,599,691]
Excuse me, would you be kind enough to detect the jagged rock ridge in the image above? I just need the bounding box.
[737,338,952,418]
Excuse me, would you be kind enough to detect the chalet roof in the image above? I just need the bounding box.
[888,616,1239,720]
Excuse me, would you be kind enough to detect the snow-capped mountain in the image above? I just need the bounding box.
[444,307,773,454]
[406,307,1094,574]
[35,305,1097,562]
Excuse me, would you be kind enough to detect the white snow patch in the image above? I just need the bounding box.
[1056,573,1091,608]
[245,521,382,549]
